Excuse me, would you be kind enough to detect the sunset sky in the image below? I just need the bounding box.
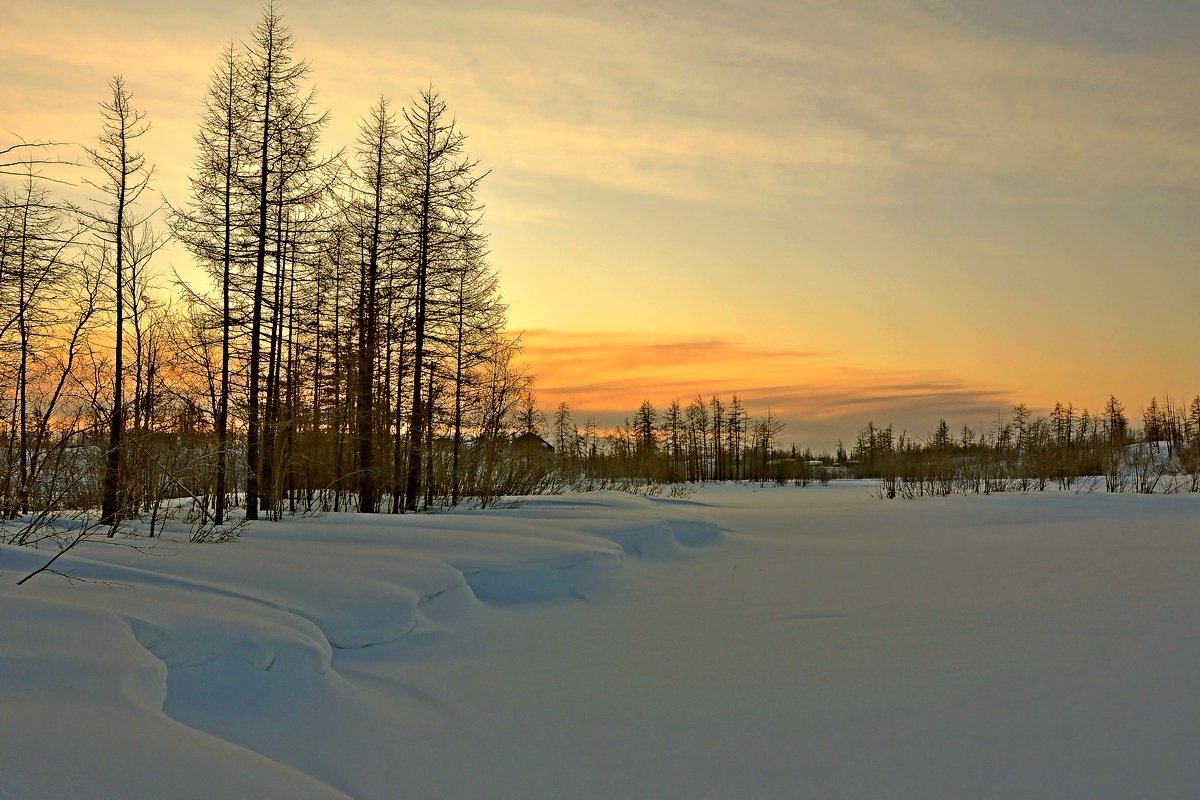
[3,0,1197,449]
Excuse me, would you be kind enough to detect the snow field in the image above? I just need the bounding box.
[2,483,1199,799]
[0,492,724,799]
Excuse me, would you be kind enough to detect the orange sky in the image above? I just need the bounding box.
[514,330,1019,446]
[2,1,1197,448]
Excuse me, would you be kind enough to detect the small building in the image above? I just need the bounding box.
[512,432,555,457]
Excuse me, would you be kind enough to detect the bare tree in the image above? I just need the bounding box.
[172,42,253,525]
[84,75,155,533]
[242,1,331,520]
[399,86,486,511]
[347,97,403,512]
[0,168,85,515]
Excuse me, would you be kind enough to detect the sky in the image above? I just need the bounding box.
[2,0,1197,449]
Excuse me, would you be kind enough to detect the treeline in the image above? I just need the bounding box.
[538,396,792,485]
[534,393,1200,497]
[0,2,540,537]
[847,395,1200,497]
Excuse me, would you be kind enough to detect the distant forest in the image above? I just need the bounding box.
[3,3,1198,558]
[549,394,1200,497]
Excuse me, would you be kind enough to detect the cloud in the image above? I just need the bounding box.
[6,0,1195,210]
[413,1,1200,204]
[514,329,1016,448]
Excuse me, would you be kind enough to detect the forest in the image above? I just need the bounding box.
[0,4,543,540]
[543,393,1200,496]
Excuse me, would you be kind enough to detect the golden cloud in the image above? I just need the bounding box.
[514,329,1017,447]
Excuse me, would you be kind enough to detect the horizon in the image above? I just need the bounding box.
[2,0,1197,451]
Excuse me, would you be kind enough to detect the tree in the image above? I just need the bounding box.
[462,334,536,504]
[172,42,252,525]
[242,1,331,520]
[726,395,744,479]
[84,75,155,533]
[399,86,485,511]
[958,425,976,450]
[121,221,171,515]
[1011,403,1031,457]
[0,168,85,515]
[515,390,546,436]
[685,396,710,481]
[633,400,657,458]
[1104,395,1128,446]
[751,409,785,479]
[1188,396,1200,448]
[931,418,952,452]
[445,245,505,506]
[708,395,723,480]
[347,96,403,512]
[660,400,683,481]
[552,401,577,469]
[1050,402,1074,448]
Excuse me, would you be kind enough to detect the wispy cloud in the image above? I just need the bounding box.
[429,1,1200,203]
[6,1,1196,207]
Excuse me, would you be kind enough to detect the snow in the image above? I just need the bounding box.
[2,483,1199,799]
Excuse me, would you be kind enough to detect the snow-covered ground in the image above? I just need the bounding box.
[2,482,1199,799]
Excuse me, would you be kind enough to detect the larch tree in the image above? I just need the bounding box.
[1104,395,1128,446]
[172,41,252,525]
[399,86,485,511]
[1188,396,1200,448]
[0,168,83,515]
[633,400,657,459]
[709,395,724,480]
[552,401,577,472]
[121,220,171,516]
[444,233,504,506]
[84,75,154,533]
[691,395,705,479]
[660,400,683,482]
[242,1,331,520]
[751,409,784,479]
[347,96,403,512]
